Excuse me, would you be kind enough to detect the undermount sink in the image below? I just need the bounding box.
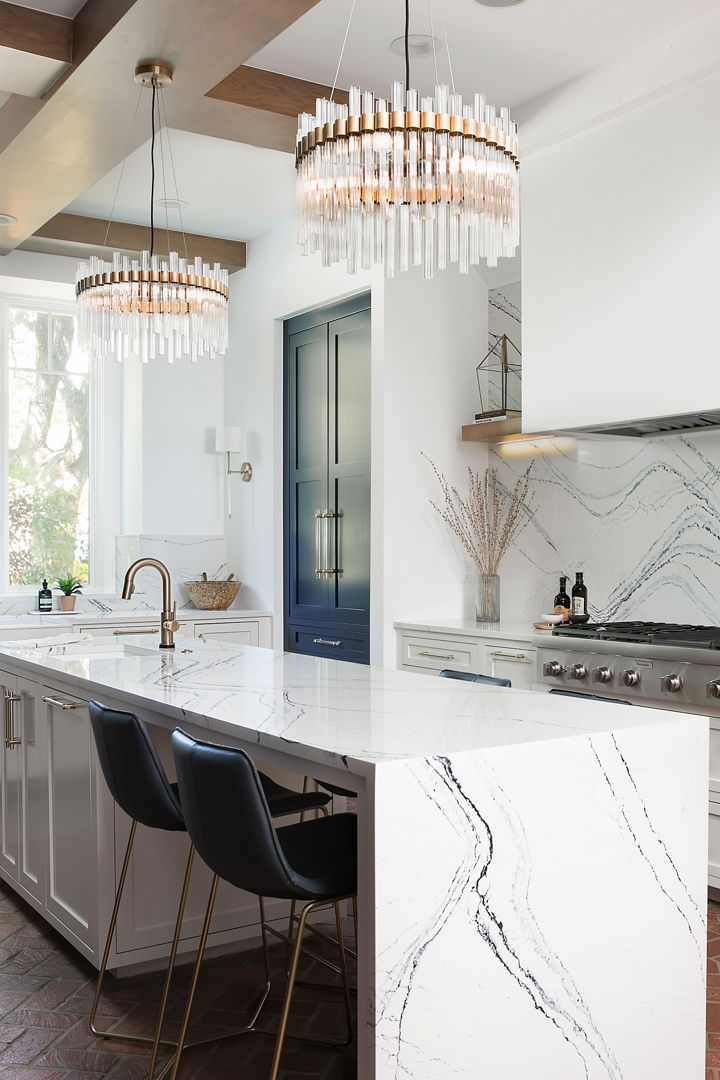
[47,642,158,659]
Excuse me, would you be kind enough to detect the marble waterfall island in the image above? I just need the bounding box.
[0,639,707,1080]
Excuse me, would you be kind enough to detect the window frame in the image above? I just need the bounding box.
[0,291,102,594]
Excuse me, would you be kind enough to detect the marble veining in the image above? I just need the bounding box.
[0,639,706,1079]
[115,534,230,609]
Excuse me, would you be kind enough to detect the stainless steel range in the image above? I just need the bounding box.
[536,621,720,714]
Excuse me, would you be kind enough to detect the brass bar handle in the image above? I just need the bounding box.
[112,627,159,636]
[314,510,336,577]
[42,695,81,710]
[490,651,527,660]
[312,638,342,646]
[4,691,20,749]
[419,651,455,660]
[314,510,323,579]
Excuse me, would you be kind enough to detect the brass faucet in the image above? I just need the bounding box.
[121,558,180,649]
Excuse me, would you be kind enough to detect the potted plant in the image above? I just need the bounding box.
[55,573,83,612]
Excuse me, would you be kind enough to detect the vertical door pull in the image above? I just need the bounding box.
[314,509,335,576]
[4,690,21,749]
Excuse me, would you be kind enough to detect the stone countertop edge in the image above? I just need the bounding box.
[0,608,272,630]
[0,636,698,780]
[393,618,544,642]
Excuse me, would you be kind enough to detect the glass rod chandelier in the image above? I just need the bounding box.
[76,62,228,363]
[295,4,519,279]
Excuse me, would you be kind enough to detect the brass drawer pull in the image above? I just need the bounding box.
[490,651,527,660]
[4,690,21,749]
[313,638,342,646]
[42,696,81,710]
[418,650,455,660]
[112,627,159,636]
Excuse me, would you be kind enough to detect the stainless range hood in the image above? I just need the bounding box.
[564,409,720,439]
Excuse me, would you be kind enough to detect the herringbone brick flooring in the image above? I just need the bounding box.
[0,881,356,1079]
[0,881,718,1078]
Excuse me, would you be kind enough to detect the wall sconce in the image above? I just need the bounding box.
[215,427,252,519]
[215,427,253,481]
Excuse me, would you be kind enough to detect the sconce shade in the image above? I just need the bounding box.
[215,426,243,453]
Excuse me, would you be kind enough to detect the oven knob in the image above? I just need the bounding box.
[592,666,613,684]
[543,660,565,677]
[621,669,639,687]
[569,663,588,681]
[708,681,720,699]
[660,674,683,693]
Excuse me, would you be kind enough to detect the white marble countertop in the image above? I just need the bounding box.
[394,617,542,642]
[0,607,272,632]
[0,636,686,779]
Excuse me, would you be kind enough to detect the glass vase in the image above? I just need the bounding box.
[476,573,500,623]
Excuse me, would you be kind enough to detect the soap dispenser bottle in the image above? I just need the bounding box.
[38,579,52,613]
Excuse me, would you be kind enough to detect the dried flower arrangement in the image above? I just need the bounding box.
[424,455,536,577]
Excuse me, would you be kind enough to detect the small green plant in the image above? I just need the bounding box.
[55,573,84,596]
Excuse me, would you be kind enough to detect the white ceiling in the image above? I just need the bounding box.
[66,129,297,241]
[0,44,68,97]
[249,0,720,108]
[8,0,83,16]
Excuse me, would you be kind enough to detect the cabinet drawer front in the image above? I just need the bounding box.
[399,635,480,673]
[78,623,159,638]
[485,644,535,665]
[196,622,259,646]
[289,627,368,663]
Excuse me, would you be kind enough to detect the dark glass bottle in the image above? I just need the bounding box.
[571,572,588,617]
[38,579,53,613]
[553,576,570,622]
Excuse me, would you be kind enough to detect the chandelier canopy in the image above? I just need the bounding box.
[76,62,229,363]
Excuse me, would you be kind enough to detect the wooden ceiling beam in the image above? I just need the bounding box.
[29,212,247,272]
[0,0,323,253]
[0,0,72,63]
[207,64,348,117]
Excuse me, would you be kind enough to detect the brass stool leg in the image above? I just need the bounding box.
[89,820,137,1037]
[333,900,353,1046]
[147,844,196,1077]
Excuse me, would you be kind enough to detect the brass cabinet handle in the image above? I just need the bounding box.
[42,695,81,710]
[418,650,455,660]
[112,627,159,636]
[312,638,342,646]
[490,651,527,660]
[314,510,338,576]
[4,690,20,749]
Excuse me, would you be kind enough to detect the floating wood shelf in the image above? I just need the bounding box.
[461,417,523,442]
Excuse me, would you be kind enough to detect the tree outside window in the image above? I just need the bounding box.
[7,306,90,587]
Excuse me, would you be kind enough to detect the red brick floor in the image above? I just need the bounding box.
[0,881,356,1078]
[1,882,719,1078]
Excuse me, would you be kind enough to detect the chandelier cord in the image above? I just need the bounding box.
[404,0,410,90]
[159,88,189,262]
[330,0,357,101]
[428,0,439,86]
[440,4,455,95]
[102,85,143,257]
[156,87,172,259]
[149,79,157,257]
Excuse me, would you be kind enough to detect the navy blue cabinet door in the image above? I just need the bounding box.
[285,299,370,662]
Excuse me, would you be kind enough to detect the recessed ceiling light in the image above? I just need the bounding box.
[0,213,17,226]
[390,34,442,58]
[155,198,188,211]
[475,0,527,6]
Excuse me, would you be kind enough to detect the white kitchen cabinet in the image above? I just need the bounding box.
[42,685,98,952]
[481,641,536,690]
[395,624,537,689]
[194,616,272,648]
[0,669,46,906]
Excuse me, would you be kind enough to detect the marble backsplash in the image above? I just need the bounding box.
[492,430,720,625]
[115,535,231,610]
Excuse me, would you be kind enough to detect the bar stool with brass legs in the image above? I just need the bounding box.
[87,701,332,1078]
[170,728,357,1080]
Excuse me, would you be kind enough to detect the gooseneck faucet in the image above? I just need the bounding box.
[122,558,180,649]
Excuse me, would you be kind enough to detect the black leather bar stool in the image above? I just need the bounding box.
[88,701,331,1076]
[439,669,512,687]
[170,728,357,1080]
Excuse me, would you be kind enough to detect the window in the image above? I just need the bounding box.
[2,297,96,591]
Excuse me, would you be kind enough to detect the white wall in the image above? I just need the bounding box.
[521,71,720,433]
[225,219,489,664]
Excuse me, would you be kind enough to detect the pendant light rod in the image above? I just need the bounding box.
[149,80,156,256]
[404,0,410,90]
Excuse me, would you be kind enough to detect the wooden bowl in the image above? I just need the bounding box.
[184,580,241,611]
